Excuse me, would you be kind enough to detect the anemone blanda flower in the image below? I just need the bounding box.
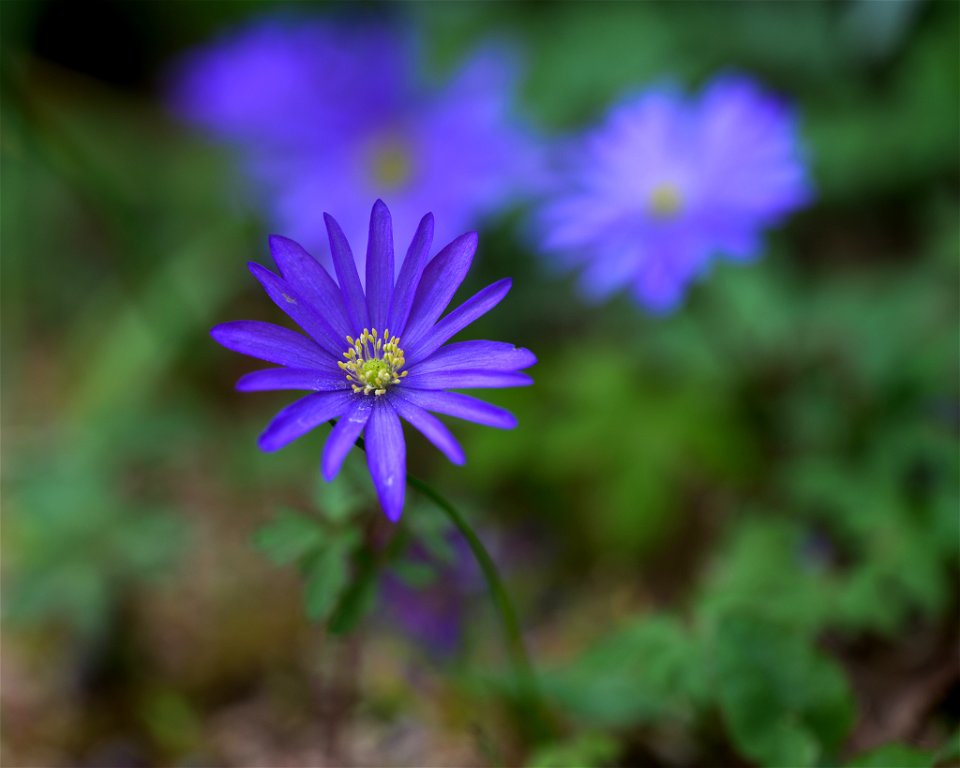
[167,16,538,264]
[539,75,811,313]
[212,201,535,522]
[165,19,406,151]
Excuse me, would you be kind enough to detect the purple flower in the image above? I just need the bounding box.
[380,536,480,657]
[539,75,811,313]
[166,17,538,264]
[212,201,536,522]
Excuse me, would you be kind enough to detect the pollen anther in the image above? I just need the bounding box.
[341,329,406,396]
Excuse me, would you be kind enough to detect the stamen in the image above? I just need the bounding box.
[340,329,406,396]
[648,182,683,219]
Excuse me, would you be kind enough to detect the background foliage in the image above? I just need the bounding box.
[2,1,958,766]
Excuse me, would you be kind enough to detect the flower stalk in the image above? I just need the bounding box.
[339,423,553,740]
[406,476,549,728]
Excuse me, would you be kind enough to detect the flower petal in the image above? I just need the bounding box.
[408,340,536,376]
[236,368,347,392]
[365,200,394,331]
[211,321,330,368]
[268,235,352,340]
[324,212,370,331]
[388,394,465,465]
[405,278,512,364]
[248,262,342,356]
[402,370,534,390]
[365,402,406,522]
[393,388,517,429]
[258,390,355,452]
[322,397,373,481]
[388,212,434,336]
[401,231,478,348]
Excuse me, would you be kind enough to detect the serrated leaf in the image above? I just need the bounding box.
[313,470,366,523]
[253,509,326,566]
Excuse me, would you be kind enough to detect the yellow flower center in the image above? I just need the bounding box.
[647,182,683,219]
[338,329,407,396]
[369,139,413,190]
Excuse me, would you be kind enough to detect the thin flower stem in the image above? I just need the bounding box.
[331,421,553,740]
[405,475,549,724]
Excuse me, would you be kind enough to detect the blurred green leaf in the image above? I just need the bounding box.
[313,459,371,523]
[303,530,360,623]
[327,548,381,636]
[527,733,619,768]
[542,616,704,728]
[3,448,183,641]
[698,518,830,635]
[711,613,854,768]
[846,743,934,768]
[253,509,326,567]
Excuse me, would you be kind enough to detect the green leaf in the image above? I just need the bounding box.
[711,613,854,768]
[313,467,367,523]
[302,533,358,623]
[327,549,380,636]
[527,733,619,768]
[541,616,704,728]
[253,510,326,566]
[698,518,829,636]
[846,743,934,768]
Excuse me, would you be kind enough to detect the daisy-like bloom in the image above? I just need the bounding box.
[539,75,811,313]
[167,16,537,263]
[211,201,535,522]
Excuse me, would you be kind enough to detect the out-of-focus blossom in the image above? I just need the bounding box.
[539,76,811,313]
[166,20,407,151]
[166,17,538,264]
[211,201,536,522]
[380,536,480,657]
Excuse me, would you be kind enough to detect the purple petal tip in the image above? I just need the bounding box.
[267,233,292,249]
[257,434,281,453]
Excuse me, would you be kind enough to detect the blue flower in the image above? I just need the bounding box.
[212,201,536,522]
[167,16,538,263]
[539,76,811,313]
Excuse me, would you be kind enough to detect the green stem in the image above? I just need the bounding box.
[406,477,543,691]
[332,422,553,739]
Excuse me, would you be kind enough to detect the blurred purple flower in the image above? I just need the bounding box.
[211,201,536,522]
[166,19,407,151]
[381,536,480,657]
[166,16,538,264]
[539,76,812,313]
